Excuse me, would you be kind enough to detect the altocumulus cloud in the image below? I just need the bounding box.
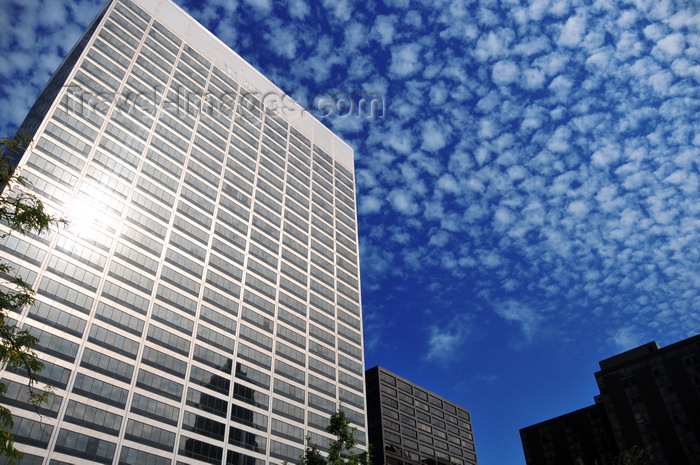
[389,43,422,77]
[2,0,699,377]
[5,6,698,461]
[493,301,544,343]
[424,314,472,363]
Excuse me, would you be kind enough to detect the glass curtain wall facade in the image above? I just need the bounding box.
[0,0,366,464]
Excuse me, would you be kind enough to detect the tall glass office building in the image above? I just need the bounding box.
[0,1,366,464]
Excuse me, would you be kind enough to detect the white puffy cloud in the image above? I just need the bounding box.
[389,43,423,77]
[610,326,644,350]
[436,174,460,195]
[521,67,546,89]
[492,60,520,86]
[559,14,586,47]
[242,0,271,12]
[388,189,420,216]
[591,143,622,167]
[373,15,397,46]
[428,230,450,247]
[474,30,514,61]
[359,195,384,215]
[494,301,543,342]
[322,0,352,21]
[288,0,310,19]
[421,119,450,152]
[653,32,686,59]
[264,23,298,59]
[39,0,67,26]
[567,200,590,217]
[423,314,472,362]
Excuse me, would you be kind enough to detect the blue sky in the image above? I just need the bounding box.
[1,0,699,464]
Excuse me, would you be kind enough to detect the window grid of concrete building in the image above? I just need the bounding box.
[0,1,366,464]
[365,367,478,465]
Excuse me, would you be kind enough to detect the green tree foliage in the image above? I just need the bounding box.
[576,446,652,465]
[0,133,60,463]
[295,407,371,465]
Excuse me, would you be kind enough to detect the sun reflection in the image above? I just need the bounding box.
[64,186,122,244]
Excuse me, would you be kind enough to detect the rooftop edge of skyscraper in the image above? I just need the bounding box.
[16,0,355,173]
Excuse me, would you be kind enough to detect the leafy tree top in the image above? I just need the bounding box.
[0,132,61,463]
[295,407,371,465]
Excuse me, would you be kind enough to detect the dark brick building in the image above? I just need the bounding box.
[520,403,619,464]
[520,335,700,465]
[365,366,478,465]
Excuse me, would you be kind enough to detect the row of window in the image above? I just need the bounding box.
[78,0,353,216]
[224,144,355,225]
[25,304,362,401]
[27,265,362,383]
[6,2,366,461]
[40,73,356,294]
[34,371,356,448]
[383,443,477,465]
[49,159,359,313]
